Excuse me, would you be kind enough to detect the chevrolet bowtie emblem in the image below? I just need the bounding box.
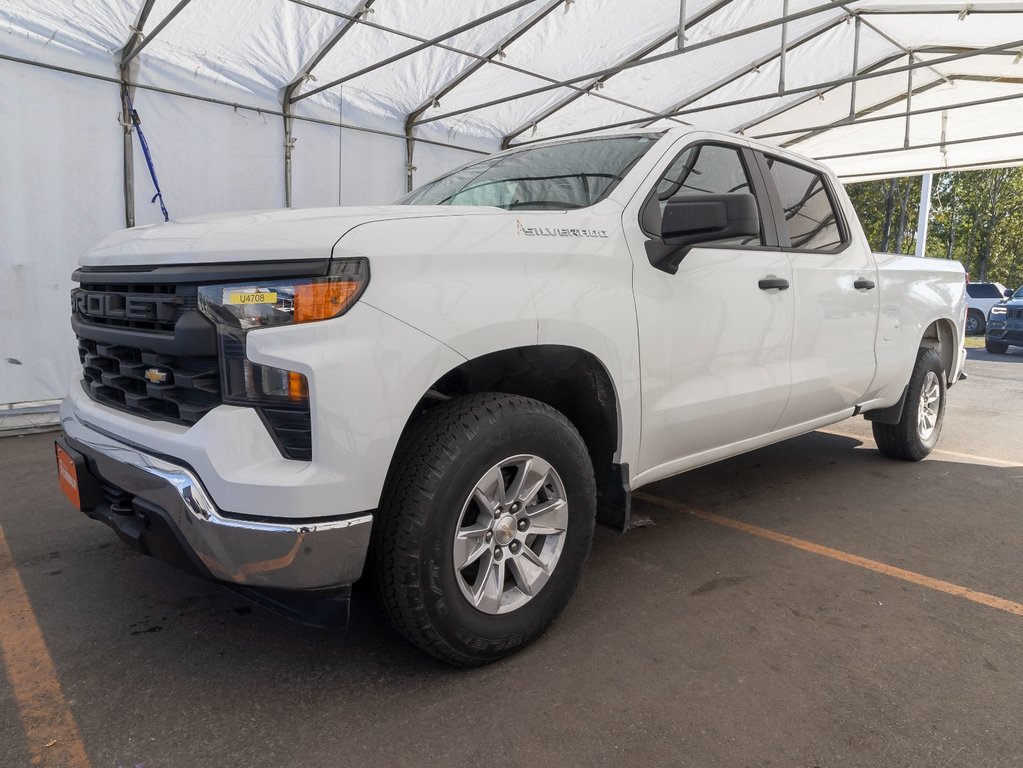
[144,368,169,385]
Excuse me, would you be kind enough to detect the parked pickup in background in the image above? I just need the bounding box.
[57,127,967,665]
[966,280,1011,335]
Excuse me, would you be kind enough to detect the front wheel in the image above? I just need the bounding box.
[374,393,596,666]
[872,347,946,461]
[985,338,1009,354]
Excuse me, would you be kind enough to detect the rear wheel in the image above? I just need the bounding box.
[374,393,596,666]
[965,310,985,336]
[872,347,946,461]
[985,338,1009,354]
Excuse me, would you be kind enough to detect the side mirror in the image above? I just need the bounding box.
[1005,289,1014,298]
[648,192,760,273]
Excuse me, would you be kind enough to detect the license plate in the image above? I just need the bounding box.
[55,443,81,509]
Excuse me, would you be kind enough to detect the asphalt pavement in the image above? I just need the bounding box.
[1,347,1021,768]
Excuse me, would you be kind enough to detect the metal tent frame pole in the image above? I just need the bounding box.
[839,157,1023,181]
[815,128,1023,162]
[0,53,491,157]
[508,39,1023,147]
[754,84,1023,143]
[281,0,374,207]
[288,0,694,135]
[772,73,1023,146]
[415,0,853,128]
[117,0,159,228]
[636,14,849,131]
[294,0,540,103]
[114,0,192,227]
[732,24,967,138]
[403,0,567,192]
[915,172,933,257]
[499,0,735,148]
[120,0,192,66]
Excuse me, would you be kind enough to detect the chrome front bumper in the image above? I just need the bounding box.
[60,415,373,592]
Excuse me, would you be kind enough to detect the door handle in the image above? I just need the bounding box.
[758,277,790,291]
[854,278,876,290]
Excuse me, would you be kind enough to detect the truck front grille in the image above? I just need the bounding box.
[72,263,322,460]
[78,338,221,425]
[74,282,194,333]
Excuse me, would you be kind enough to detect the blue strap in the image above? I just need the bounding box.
[125,94,169,222]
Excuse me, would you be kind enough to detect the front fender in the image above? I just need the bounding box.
[334,215,539,359]
[246,302,467,511]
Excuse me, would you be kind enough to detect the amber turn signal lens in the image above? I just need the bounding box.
[288,371,309,401]
[294,281,361,323]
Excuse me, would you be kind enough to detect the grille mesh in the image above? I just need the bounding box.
[78,338,221,425]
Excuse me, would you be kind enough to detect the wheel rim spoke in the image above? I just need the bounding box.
[505,456,552,505]
[472,465,505,515]
[475,554,506,613]
[453,523,490,570]
[469,548,496,606]
[508,551,549,597]
[524,497,568,535]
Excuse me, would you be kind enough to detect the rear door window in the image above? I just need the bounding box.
[764,157,846,252]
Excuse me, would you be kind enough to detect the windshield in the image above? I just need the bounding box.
[1014,286,1023,299]
[397,134,661,210]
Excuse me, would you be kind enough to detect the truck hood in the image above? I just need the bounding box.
[80,205,505,267]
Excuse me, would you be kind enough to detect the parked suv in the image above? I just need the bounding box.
[986,285,1023,354]
[966,281,1010,335]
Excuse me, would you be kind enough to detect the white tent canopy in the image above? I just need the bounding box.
[1,0,1022,421]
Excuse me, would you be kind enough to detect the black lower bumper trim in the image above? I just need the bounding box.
[59,435,214,581]
[58,434,352,628]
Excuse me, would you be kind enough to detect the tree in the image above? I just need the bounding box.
[846,167,1023,289]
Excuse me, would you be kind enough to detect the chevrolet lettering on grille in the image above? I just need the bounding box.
[72,289,179,323]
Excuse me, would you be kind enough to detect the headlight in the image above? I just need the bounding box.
[989,305,1007,316]
[196,258,368,413]
[197,258,368,330]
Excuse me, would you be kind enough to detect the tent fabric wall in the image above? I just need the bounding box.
[1,0,1022,416]
[0,64,123,410]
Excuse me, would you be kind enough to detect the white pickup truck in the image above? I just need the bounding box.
[57,127,966,665]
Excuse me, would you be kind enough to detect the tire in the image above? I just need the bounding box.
[965,310,985,336]
[374,393,596,666]
[985,338,1009,354]
[872,347,946,461]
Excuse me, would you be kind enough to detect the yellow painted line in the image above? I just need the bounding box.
[818,428,1022,468]
[635,492,1023,619]
[0,525,91,768]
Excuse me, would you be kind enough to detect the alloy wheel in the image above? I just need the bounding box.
[452,455,568,615]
